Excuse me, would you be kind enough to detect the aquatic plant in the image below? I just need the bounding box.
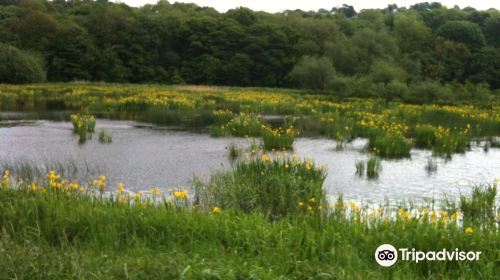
[98,129,112,143]
[366,156,382,179]
[210,113,262,137]
[425,158,438,173]
[261,125,298,151]
[227,143,240,163]
[355,160,365,176]
[71,113,96,143]
[194,153,326,219]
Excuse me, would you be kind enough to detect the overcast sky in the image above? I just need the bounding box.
[119,0,500,12]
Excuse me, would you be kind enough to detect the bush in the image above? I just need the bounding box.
[0,44,46,84]
[289,56,335,90]
[407,81,454,104]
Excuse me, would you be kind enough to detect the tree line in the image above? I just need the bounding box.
[1,0,500,103]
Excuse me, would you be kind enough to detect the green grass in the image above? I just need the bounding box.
[0,184,498,279]
[194,155,325,219]
[355,160,365,176]
[98,129,113,143]
[369,133,412,158]
[210,113,262,137]
[367,156,382,179]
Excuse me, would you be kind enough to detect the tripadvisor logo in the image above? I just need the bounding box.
[375,244,482,267]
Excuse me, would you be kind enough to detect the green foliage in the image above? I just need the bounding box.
[366,156,381,178]
[261,125,298,151]
[460,185,497,230]
[0,1,499,103]
[437,20,486,50]
[194,155,326,219]
[98,129,112,143]
[210,113,262,137]
[0,44,45,83]
[289,56,335,90]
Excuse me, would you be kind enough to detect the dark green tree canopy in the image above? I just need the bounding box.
[0,0,499,103]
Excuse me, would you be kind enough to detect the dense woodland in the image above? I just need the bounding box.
[1,0,500,103]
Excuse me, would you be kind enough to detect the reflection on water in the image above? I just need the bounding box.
[1,120,498,205]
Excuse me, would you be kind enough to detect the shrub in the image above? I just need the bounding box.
[0,44,46,84]
[289,56,335,90]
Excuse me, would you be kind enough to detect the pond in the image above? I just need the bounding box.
[1,119,499,205]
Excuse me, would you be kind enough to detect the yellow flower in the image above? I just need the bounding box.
[465,227,474,235]
[298,201,304,208]
[173,190,188,200]
[28,182,37,192]
[212,206,221,214]
[261,153,271,162]
[117,183,124,195]
[150,187,161,197]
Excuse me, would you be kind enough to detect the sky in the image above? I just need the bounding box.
[118,0,500,12]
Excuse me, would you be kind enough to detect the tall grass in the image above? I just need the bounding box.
[194,154,326,219]
[210,113,262,137]
[366,156,382,178]
[98,129,113,143]
[261,125,298,151]
[0,173,498,279]
[70,114,96,143]
[460,185,497,230]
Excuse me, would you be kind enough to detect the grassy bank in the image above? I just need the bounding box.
[0,188,498,279]
[0,155,498,279]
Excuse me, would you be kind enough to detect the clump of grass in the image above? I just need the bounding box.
[425,158,438,173]
[71,113,96,143]
[432,126,471,157]
[98,129,112,143]
[212,109,234,125]
[194,154,326,219]
[460,184,497,230]
[261,125,298,151]
[369,133,412,158]
[227,143,240,163]
[355,160,365,176]
[366,156,381,178]
[414,124,436,148]
[210,113,262,137]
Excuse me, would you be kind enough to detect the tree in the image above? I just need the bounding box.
[46,22,95,81]
[289,56,335,90]
[393,13,432,53]
[466,47,500,89]
[484,14,500,47]
[437,20,486,49]
[369,60,408,85]
[0,43,45,83]
[333,4,356,18]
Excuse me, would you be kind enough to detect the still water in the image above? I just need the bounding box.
[1,120,498,204]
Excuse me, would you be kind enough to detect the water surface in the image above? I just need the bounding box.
[1,120,498,205]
